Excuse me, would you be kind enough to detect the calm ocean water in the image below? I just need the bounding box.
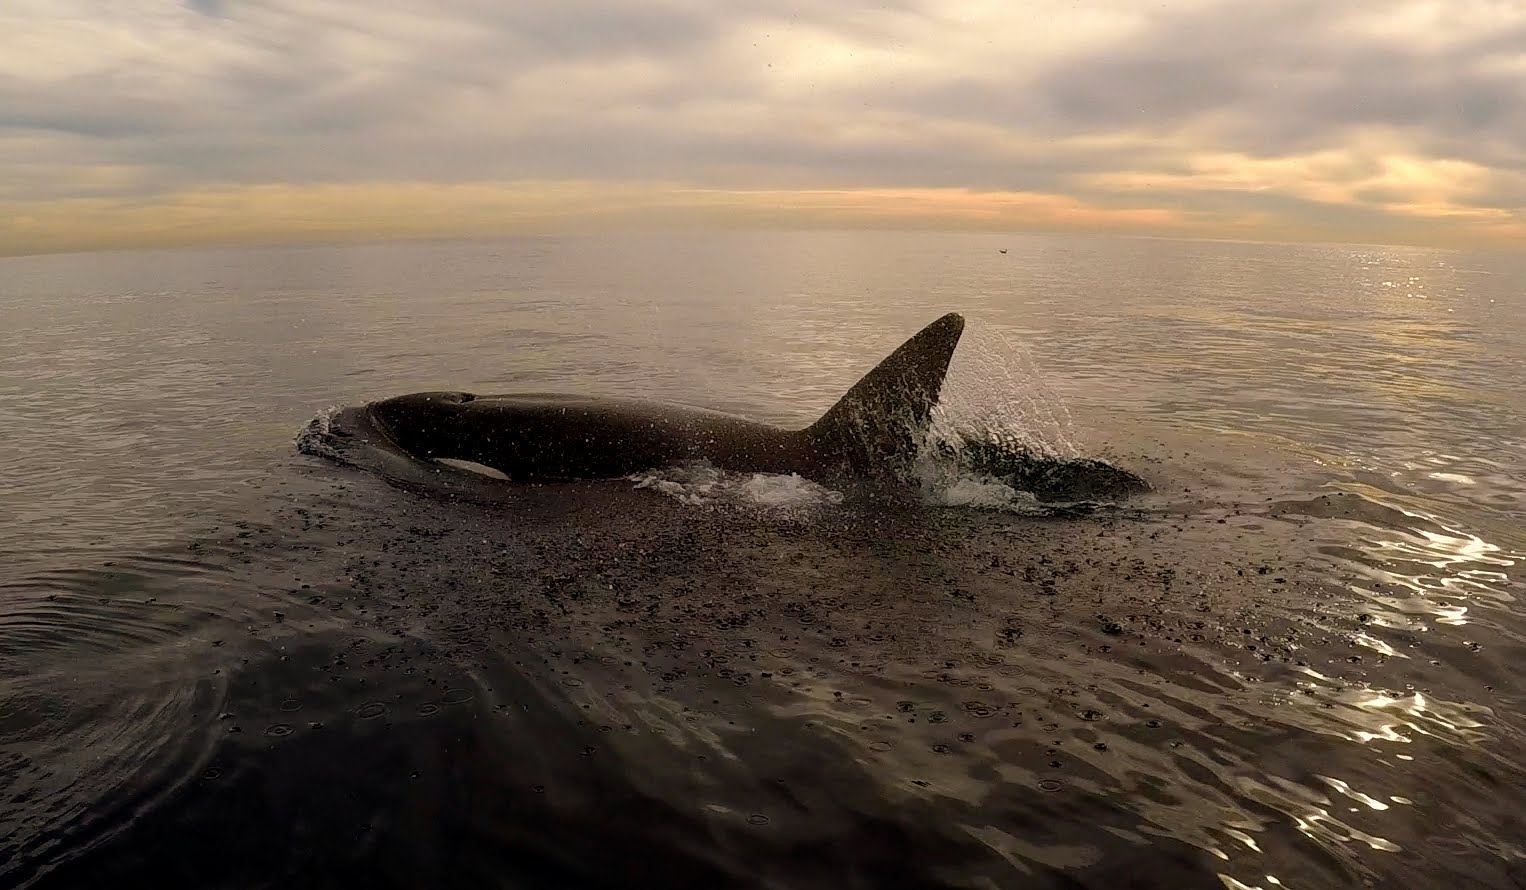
[1,231,1522,889]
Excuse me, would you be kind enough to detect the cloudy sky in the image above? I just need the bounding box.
[3,0,1524,255]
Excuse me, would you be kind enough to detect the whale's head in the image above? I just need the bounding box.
[367,391,478,458]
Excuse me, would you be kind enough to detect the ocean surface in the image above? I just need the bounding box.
[1,231,1522,889]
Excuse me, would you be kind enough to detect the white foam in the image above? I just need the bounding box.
[629,461,844,511]
[912,455,1048,514]
[932,476,1030,511]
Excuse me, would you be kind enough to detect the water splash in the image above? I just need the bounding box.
[292,406,343,461]
[916,320,1147,506]
[928,319,1080,461]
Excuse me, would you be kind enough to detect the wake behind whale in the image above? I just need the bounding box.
[298,312,1148,508]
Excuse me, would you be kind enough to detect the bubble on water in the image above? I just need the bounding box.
[356,701,388,720]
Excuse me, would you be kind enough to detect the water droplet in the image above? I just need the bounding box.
[1038,779,1064,792]
[279,699,302,712]
[416,703,440,716]
[869,740,893,752]
[747,814,770,826]
[201,767,222,780]
[931,744,952,754]
[265,723,293,737]
[357,701,388,720]
[442,688,472,704]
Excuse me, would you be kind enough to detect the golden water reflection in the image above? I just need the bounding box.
[1312,483,1520,640]
[1287,667,1490,746]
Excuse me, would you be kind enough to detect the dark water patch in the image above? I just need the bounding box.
[0,514,412,889]
[16,619,1231,890]
[188,466,1513,888]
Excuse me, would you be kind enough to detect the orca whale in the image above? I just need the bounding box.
[308,312,966,487]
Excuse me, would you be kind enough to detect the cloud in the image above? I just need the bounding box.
[1023,1,1526,160]
[0,0,1522,253]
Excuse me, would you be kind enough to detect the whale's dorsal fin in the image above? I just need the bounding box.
[804,312,965,478]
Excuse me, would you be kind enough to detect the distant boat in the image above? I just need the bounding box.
[998,249,1008,254]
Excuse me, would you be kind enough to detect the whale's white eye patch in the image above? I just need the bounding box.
[435,458,508,480]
